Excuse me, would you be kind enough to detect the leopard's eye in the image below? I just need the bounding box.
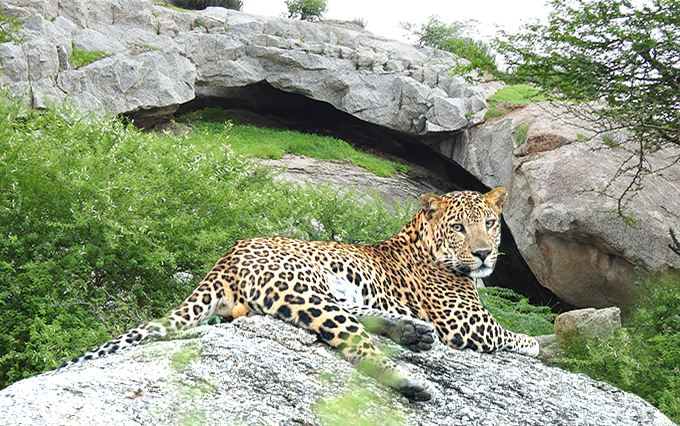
[452,224,465,233]
[485,219,496,229]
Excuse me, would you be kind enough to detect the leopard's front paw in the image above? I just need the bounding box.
[391,319,437,352]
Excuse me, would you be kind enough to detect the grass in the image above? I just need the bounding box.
[178,108,409,177]
[513,122,530,148]
[485,84,548,120]
[488,84,547,105]
[69,41,112,68]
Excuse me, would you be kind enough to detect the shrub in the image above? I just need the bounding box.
[479,287,556,336]
[0,96,413,389]
[556,270,680,423]
[402,16,497,78]
[285,0,327,21]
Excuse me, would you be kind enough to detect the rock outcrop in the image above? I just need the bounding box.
[439,103,680,308]
[0,315,673,426]
[0,0,488,135]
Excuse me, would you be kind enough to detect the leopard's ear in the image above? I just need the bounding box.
[484,186,507,215]
[420,194,445,223]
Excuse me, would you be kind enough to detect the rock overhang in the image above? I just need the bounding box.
[1,0,491,136]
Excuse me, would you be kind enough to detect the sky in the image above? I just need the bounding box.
[241,0,551,43]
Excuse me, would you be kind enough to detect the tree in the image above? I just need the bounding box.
[285,0,327,21]
[402,16,498,78]
[495,0,680,218]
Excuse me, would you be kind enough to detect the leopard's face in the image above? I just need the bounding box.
[420,187,506,278]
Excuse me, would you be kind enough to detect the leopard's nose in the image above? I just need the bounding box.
[472,249,491,261]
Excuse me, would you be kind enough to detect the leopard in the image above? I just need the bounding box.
[58,186,540,401]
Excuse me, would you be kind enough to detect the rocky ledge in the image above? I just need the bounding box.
[0,316,672,426]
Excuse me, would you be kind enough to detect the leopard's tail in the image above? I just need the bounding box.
[57,264,243,369]
[57,321,169,369]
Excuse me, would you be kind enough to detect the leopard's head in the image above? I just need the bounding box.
[420,187,506,278]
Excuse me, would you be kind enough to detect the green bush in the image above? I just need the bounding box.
[556,270,680,423]
[402,16,497,78]
[285,0,327,21]
[0,97,414,389]
[479,287,556,336]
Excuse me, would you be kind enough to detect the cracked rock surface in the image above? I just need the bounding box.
[0,315,673,426]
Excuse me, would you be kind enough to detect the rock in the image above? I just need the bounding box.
[253,154,445,207]
[554,307,622,348]
[1,0,486,134]
[0,315,672,426]
[535,333,560,359]
[437,102,680,308]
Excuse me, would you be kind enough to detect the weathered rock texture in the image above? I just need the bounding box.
[254,154,445,207]
[439,103,680,308]
[0,315,673,426]
[0,0,488,135]
[554,307,622,348]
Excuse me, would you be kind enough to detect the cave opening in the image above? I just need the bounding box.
[163,82,569,312]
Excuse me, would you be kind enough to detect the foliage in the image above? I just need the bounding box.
[166,0,242,10]
[350,18,367,29]
[402,16,497,78]
[178,108,409,177]
[495,0,680,217]
[556,270,680,423]
[0,10,23,44]
[69,41,112,68]
[478,287,556,336]
[285,0,327,21]
[0,96,415,389]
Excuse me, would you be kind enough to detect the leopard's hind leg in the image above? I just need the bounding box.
[252,291,433,401]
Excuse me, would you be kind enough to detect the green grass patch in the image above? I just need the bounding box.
[0,11,23,43]
[69,41,112,67]
[485,84,547,121]
[179,108,409,177]
[488,84,547,105]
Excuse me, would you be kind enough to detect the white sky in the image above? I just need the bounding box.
[241,0,551,43]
